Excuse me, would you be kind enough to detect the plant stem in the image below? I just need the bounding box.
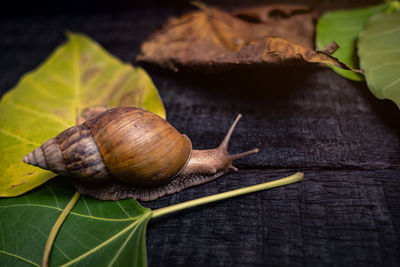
[151,172,304,218]
[41,191,80,267]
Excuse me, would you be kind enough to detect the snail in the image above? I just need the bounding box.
[22,106,258,201]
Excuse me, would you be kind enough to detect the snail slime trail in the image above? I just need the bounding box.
[23,107,259,201]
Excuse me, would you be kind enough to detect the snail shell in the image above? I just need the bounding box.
[23,106,258,201]
[23,107,191,187]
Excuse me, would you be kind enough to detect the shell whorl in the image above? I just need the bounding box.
[84,107,192,187]
[22,138,66,173]
[23,124,109,181]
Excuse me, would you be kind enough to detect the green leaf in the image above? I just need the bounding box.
[358,10,400,108]
[0,32,165,197]
[0,179,152,266]
[0,172,304,267]
[316,3,388,81]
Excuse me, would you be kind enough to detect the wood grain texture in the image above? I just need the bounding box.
[0,1,399,266]
[146,169,400,267]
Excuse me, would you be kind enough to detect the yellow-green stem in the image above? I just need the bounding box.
[151,172,304,218]
[41,191,80,267]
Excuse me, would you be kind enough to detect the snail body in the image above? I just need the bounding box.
[23,107,258,201]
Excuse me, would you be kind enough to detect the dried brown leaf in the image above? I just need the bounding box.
[137,3,362,73]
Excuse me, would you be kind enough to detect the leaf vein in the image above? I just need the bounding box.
[107,220,142,266]
[47,186,60,208]
[116,202,131,218]
[361,49,399,56]
[369,62,400,72]
[383,77,400,96]
[61,213,151,266]
[0,224,4,249]
[363,25,400,39]
[0,204,142,222]
[47,72,73,87]
[74,40,81,122]
[82,198,92,216]
[62,228,92,250]
[0,250,39,267]
[0,128,40,147]
[7,101,71,128]
[0,203,63,211]
[27,78,69,103]
[21,220,71,261]
[86,66,131,108]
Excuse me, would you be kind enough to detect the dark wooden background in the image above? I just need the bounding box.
[1,0,399,266]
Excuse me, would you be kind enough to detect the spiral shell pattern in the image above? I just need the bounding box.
[22,124,109,180]
[22,138,67,175]
[23,107,192,188]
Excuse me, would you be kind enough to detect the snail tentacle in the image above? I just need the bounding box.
[179,114,258,178]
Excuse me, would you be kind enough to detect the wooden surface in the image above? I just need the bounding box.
[1,1,399,266]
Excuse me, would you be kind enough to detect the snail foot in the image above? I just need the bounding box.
[69,171,225,201]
